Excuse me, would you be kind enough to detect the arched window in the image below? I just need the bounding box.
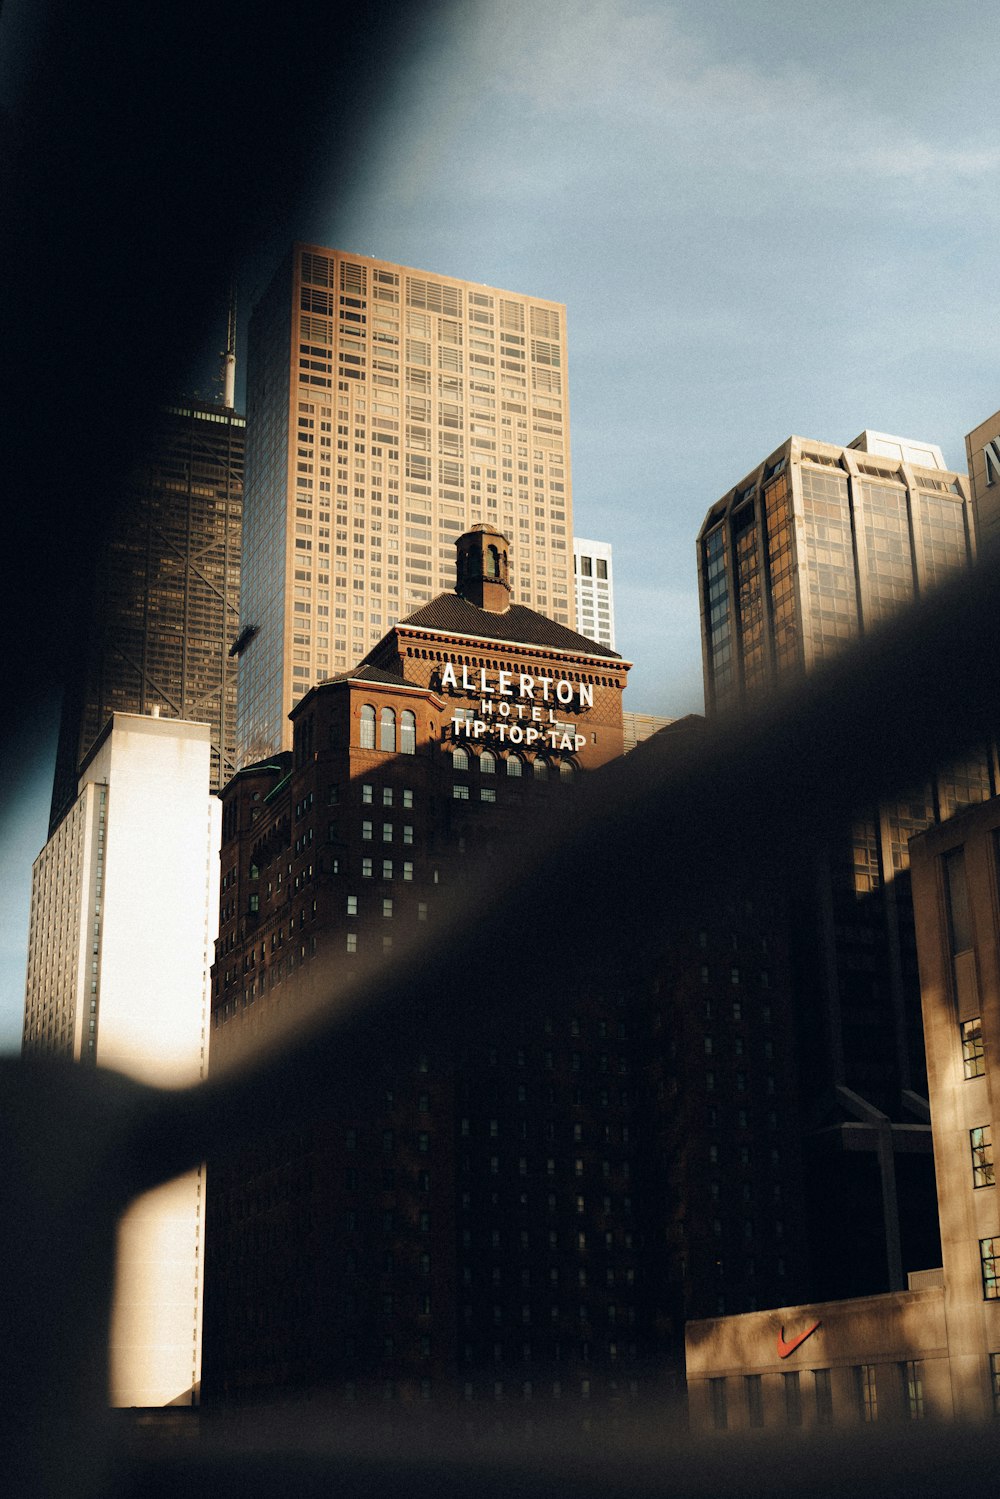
[505,755,522,778]
[480,749,497,775]
[486,545,499,577]
[559,760,575,781]
[380,707,396,752]
[360,705,376,749]
[400,709,416,755]
[533,758,549,780]
[452,745,469,772]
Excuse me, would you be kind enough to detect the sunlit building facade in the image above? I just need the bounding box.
[49,400,244,833]
[965,407,1000,554]
[698,432,992,1301]
[699,432,972,713]
[24,712,220,1407]
[573,538,615,650]
[236,245,575,763]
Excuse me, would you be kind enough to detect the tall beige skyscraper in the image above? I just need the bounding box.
[236,245,574,762]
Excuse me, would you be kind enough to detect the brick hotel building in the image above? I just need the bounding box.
[205,525,636,1411]
[205,527,808,1415]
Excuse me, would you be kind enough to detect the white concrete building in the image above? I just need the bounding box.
[23,711,220,1406]
[573,537,615,649]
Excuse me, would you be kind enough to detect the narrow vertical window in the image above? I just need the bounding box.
[813,1367,833,1424]
[400,709,416,755]
[745,1374,763,1428]
[900,1360,924,1419]
[963,1018,986,1078]
[971,1126,995,1187]
[855,1364,877,1421]
[989,1352,1000,1415]
[783,1371,801,1427]
[944,847,972,954]
[380,707,396,752]
[709,1377,727,1431]
[360,705,376,749]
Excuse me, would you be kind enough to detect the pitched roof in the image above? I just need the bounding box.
[228,750,293,781]
[392,592,623,661]
[324,663,415,689]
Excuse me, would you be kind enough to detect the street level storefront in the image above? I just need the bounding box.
[687,1277,951,1429]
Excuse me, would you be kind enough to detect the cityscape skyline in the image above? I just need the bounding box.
[2,0,996,1049]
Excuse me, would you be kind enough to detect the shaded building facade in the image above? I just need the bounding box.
[50,400,244,831]
[205,529,810,1418]
[698,432,992,1300]
[207,526,637,1413]
[685,793,1000,1431]
[237,245,575,764]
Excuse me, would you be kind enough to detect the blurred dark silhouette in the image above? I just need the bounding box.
[0,0,428,753]
[4,3,1000,1497]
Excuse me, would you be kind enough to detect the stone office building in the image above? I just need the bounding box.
[686,793,1000,1430]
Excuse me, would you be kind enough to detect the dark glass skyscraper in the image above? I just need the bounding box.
[698,431,992,1299]
[50,400,244,831]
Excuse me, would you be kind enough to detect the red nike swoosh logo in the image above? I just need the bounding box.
[777,1320,820,1359]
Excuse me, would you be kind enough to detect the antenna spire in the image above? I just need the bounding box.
[222,282,237,408]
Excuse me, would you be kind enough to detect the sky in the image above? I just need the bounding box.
[2,0,997,1046]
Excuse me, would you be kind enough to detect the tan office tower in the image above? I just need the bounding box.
[965,407,1000,553]
[236,245,574,762]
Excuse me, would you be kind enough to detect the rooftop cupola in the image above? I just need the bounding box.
[455,524,512,613]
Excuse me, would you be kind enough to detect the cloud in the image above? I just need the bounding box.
[381,0,1000,217]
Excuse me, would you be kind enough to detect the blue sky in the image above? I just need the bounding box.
[2,0,997,1046]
